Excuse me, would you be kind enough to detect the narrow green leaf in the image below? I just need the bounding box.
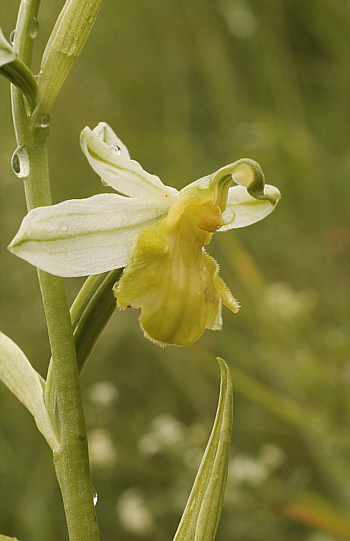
[173,357,233,541]
[0,332,59,450]
[71,268,123,373]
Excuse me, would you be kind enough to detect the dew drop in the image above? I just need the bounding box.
[29,17,39,39]
[35,69,43,79]
[38,113,50,128]
[9,30,16,44]
[110,144,121,155]
[62,36,77,57]
[11,145,30,178]
[92,486,98,506]
[222,207,235,226]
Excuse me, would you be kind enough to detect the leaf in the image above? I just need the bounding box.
[0,332,59,450]
[0,535,21,540]
[173,357,233,541]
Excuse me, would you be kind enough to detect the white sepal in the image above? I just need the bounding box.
[0,332,59,450]
[92,121,130,158]
[9,193,172,277]
[80,125,178,203]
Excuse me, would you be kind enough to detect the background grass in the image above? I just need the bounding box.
[0,1,349,540]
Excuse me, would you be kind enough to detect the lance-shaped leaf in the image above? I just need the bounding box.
[34,0,103,117]
[0,332,59,450]
[173,357,233,541]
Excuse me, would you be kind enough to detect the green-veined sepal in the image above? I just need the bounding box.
[80,124,178,203]
[8,194,172,277]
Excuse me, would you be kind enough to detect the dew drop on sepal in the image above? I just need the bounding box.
[111,145,121,155]
[11,145,30,178]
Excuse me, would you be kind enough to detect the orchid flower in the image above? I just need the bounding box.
[9,123,280,346]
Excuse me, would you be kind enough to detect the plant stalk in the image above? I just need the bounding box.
[11,1,100,539]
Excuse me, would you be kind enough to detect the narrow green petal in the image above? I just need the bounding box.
[80,126,178,203]
[0,332,59,450]
[216,158,278,204]
[173,358,233,541]
[219,184,281,231]
[8,194,170,277]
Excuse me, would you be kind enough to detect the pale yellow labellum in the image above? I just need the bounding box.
[115,167,240,346]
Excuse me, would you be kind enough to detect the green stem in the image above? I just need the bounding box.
[11,1,100,539]
[11,0,41,143]
[45,269,121,433]
[38,269,99,540]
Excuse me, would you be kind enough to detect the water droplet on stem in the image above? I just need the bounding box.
[9,30,16,44]
[29,17,39,39]
[92,486,98,506]
[11,146,30,178]
[38,113,50,128]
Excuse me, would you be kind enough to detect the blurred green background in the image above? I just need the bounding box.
[0,0,349,540]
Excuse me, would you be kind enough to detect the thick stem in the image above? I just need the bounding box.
[46,269,121,435]
[38,269,99,540]
[29,136,99,540]
[11,1,100,538]
[11,0,41,143]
